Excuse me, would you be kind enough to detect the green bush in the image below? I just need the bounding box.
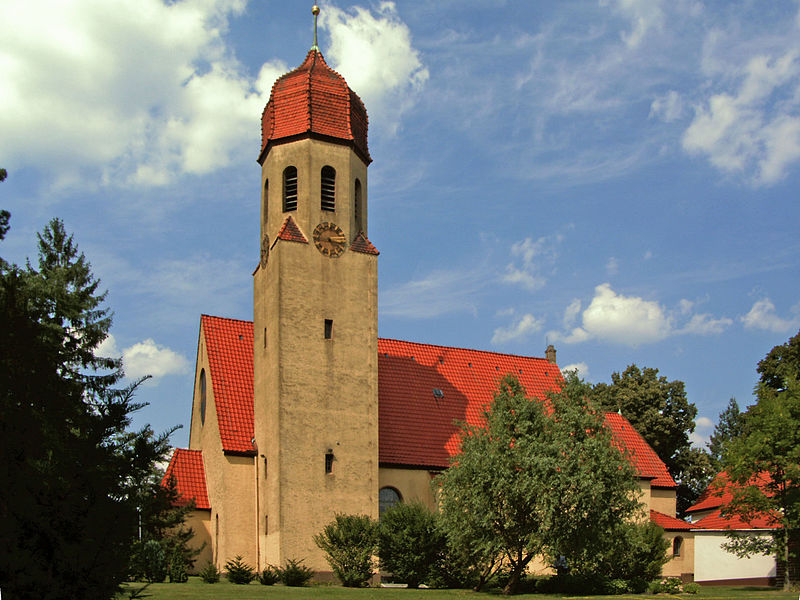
[198,561,220,583]
[649,577,684,594]
[314,513,377,587]
[168,546,188,583]
[378,502,441,588]
[225,555,255,584]
[258,565,280,585]
[133,540,167,583]
[684,582,701,594]
[279,558,314,586]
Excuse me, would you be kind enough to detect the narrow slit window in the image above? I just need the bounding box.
[321,166,336,211]
[354,178,363,232]
[263,178,269,224]
[325,450,334,474]
[283,166,297,211]
[673,536,683,557]
[324,319,333,339]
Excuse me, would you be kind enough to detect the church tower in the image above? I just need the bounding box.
[252,7,380,573]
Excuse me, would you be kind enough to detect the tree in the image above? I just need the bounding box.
[0,218,173,600]
[707,398,744,469]
[437,373,641,595]
[590,364,711,512]
[721,331,800,590]
[314,513,378,587]
[378,501,441,588]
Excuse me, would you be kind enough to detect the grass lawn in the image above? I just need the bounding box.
[118,578,798,600]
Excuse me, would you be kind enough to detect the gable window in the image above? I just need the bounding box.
[321,166,335,211]
[199,369,207,426]
[283,166,297,211]
[379,487,401,519]
[353,178,363,232]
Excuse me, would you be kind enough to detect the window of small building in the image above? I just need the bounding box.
[321,166,335,211]
[354,178,363,232]
[325,450,335,474]
[283,166,298,211]
[379,487,402,519]
[199,369,207,426]
[673,536,683,557]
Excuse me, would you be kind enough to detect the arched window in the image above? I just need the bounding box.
[353,178,363,232]
[283,166,297,212]
[199,369,207,426]
[321,166,335,211]
[268,179,269,225]
[379,487,402,519]
[673,536,683,557]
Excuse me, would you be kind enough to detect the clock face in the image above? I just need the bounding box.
[313,222,347,257]
[260,234,269,267]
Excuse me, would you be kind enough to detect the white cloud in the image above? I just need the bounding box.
[96,334,120,358]
[321,2,428,136]
[381,268,483,318]
[122,339,190,381]
[649,90,683,122]
[606,256,619,275]
[502,235,562,292]
[491,313,543,345]
[561,362,590,380]
[600,0,665,48]
[548,284,731,346]
[740,298,800,333]
[690,415,715,448]
[0,0,263,187]
[682,49,800,185]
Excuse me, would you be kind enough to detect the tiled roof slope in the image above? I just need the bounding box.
[687,471,778,530]
[162,449,211,510]
[650,509,692,531]
[350,231,379,255]
[604,412,676,488]
[378,338,565,468]
[260,49,370,164]
[276,215,308,243]
[201,315,255,455]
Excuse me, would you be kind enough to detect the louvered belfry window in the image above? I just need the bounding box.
[321,166,336,211]
[283,166,298,211]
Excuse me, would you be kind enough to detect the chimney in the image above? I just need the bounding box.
[545,344,557,365]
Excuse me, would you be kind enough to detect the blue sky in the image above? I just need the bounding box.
[2,1,799,449]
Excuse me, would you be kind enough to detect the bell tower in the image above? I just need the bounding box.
[252,5,379,574]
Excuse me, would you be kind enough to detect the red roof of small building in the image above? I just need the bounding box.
[650,509,693,531]
[603,412,676,488]
[260,49,370,164]
[201,315,255,455]
[686,471,779,530]
[162,448,211,510]
[693,509,777,530]
[276,215,308,244]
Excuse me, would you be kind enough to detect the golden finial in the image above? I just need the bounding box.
[311,5,320,51]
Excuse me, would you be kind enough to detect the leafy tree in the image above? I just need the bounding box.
[721,330,800,590]
[590,364,710,512]
[707,398,744,469]
[378,501,442,588]
[437,373,641,595]
[314,513,378,587]
[0,218,173,600]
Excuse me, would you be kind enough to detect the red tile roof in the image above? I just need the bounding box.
[350,231,379,255]
[276,215,308,244]
[378,338,565,468]
[260,49,370,164]
[162,449,211,510]
[693,509,777,530]
[604,412,676,488]
[201,315,255,455]
[687,471,779,530]
[650,509,693,530]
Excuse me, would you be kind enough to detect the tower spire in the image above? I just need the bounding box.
[311,4,320,51]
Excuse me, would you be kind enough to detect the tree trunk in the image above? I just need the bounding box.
[783,531,791,591]
[502,564,523,596]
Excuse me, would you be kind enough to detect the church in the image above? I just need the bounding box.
[163,12,694,582]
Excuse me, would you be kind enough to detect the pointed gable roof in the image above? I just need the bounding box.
[201,315,255,455]
[276,215,308,244]
[350,231,379,255]
[162,448,211,510]
[260,49,370,164]
[377,338,564,468]
[604,411,676,488]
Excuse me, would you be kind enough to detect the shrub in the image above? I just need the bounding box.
[133,540,167,583]
[168,546,188,583]
[314,513,377,587]
[225,555,255,584]
[649,577,684,594]
[279,558,314,587]
[684,582,701,594]
[378,502,441,588]
[258,565,280,585]
[198,561,220,583]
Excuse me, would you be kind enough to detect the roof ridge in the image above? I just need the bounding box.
[201,314,254,325]
[379,337,556,363]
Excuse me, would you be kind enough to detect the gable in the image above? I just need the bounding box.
[162,448,211,510]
